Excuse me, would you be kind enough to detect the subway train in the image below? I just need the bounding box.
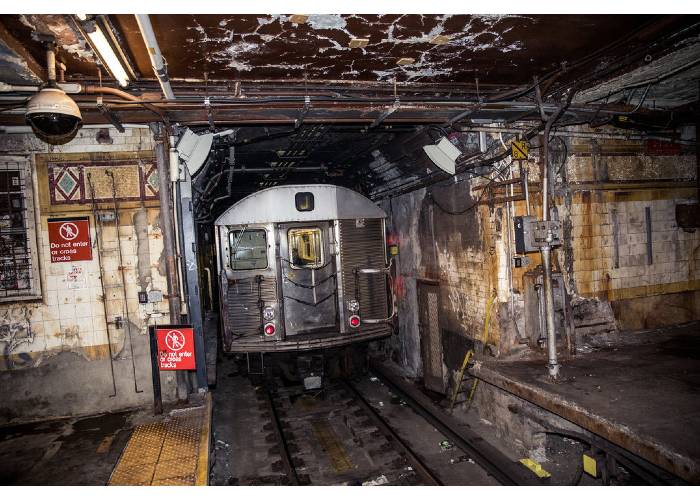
[214,184,395,381]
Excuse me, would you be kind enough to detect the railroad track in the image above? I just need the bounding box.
[256,362,540,486]
[261,379,436,485]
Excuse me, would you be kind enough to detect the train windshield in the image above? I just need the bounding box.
[288,227,323,269]
[229,229,268,270]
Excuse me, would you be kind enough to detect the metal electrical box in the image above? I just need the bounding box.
[513,216,561,253]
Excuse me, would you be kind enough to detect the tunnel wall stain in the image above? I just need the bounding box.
[383,126,699,385]
[0,128,177,424]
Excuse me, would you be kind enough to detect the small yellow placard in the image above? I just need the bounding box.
[583,453,598,477]
[511,140,529,160]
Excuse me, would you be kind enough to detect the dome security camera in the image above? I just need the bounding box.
[25,87,83,144]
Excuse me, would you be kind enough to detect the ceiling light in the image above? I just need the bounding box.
[289,14,309,24]
[397,57,415,66]
[349,38,369,49]
[423,137,461,175]
[75,14,88,21]
[85,24,129,87]
[430,34,451,45]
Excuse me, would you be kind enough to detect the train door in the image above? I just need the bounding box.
[278,222,338,336]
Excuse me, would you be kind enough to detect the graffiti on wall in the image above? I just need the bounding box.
[0,305,34,369]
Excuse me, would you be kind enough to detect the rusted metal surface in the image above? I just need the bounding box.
[0,18,44,83]
[0,14,99,79]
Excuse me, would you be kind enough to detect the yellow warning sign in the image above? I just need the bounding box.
[511,140,529,160]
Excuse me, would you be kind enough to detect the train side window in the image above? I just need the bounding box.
[295,192,314,212]
[288,228,323,269]
[229,229,268,270]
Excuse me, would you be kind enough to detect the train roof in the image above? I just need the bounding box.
[215,184,387,226]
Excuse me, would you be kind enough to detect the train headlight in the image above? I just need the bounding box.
[263,306,275,321]
[349,315,361,328]
[347,299,360,313]
[264,323,276,336]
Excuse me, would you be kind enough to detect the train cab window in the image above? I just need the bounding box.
[229,229,268,270]
[295,192,314,212]
[288,228,323,269]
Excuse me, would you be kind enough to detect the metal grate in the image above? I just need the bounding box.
[418,284,445,393]
[0,161,34,298]
[223,275,277,341]
[338,218,388,321]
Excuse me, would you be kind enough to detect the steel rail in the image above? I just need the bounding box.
[342,380,442,486]
[262,386,300,485]
[369,358,542,486]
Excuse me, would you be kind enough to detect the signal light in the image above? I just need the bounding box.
[349,315,361,328]
[264,323,276,336]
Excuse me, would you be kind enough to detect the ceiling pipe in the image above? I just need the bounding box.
[134,14,175,100]
[82,85,166,121]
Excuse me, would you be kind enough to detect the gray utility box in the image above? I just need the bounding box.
[513,216,562,254]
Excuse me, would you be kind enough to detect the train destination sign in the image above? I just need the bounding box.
[48,217,92,263]
[155,326,196,370]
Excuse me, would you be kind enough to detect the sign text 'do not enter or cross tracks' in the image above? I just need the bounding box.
[47,217,92,263]
[155,326,196,370]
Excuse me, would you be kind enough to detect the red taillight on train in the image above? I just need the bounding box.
[264,323,276,336]
[349,315,361,328]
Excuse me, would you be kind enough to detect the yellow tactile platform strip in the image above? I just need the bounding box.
[108,394,212,486]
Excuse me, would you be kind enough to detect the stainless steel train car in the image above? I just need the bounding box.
[215,184,394,355]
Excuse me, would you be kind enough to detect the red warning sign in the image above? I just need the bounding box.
[156,326,196,370]
[48,217,92,263]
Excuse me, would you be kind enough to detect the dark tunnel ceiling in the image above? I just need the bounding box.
[1,14,699,218]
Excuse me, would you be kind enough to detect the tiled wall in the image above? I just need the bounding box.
[384,127,698,381]
[558,134,700,329]
[0,126,178,423]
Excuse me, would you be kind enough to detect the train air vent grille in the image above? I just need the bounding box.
[338,219,388,320]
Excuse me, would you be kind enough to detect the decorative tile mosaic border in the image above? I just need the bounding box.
[48,159,159,205]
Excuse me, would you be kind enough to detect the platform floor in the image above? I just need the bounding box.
[470,321,700,484]
[108,394,211,485]
[0,395,211,486]
[0,409,139,485]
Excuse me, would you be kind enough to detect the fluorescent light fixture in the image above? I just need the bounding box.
[86,25,129,87]
[423,137,461,175]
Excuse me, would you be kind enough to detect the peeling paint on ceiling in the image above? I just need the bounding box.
[1,12,697,104]
[0,39,41,84]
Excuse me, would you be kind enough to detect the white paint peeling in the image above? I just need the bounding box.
[307,14,347,31]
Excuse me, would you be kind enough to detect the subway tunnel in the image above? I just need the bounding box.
[0,8,699,490]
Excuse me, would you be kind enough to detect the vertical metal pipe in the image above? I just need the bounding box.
[46,45,56,83]
[541,245,559,378]
[106,170,142,394]
[152,122,188,400]
[520,161,531,216]
[540,112,562,379]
